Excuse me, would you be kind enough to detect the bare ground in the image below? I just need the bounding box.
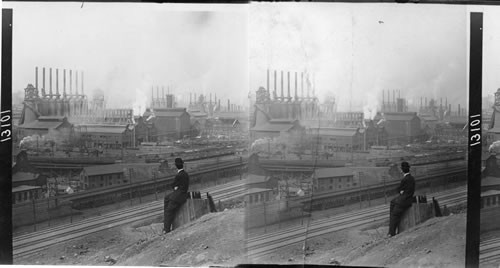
[16,209,466,267]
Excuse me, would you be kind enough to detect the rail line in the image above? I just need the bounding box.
[480,236,500,265]
[246,186,467,259]
[12,179,248,259]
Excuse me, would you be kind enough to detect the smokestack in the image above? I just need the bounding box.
[81,71,84,95]
[190,93,192,105]
[162,86,165,99]
[301,72,304,97]
[446,98,448,108]
[75,70,78,95]
[63,69,66,98]
[215,93,217,104]
[294,72,298,101]
[420,97,423,110]
[281,70,284,100]
[287,71,290,100]
[152,86,154,103]
[449,104,451,114]
[35,66,38,90]
[458,104,461,116]
[382,90,385,110]
[49,68,53,97]
[157,86,159,99]
[56,69,59,98]
[274,70,277,100]
[69,70,72,95]
[228,99,230,112]
[425,97,427,108]
[267,69,270,94]
[210,93,212,104]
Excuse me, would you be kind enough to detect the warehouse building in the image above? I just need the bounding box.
[313,167,355,193]
[17,116,73,140]
[381,112,422,145]
[77,124,133,149]
[153,108,191,139]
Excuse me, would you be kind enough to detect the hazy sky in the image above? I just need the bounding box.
[249,3,468,112]
[5,2,248,114]
[481,6,500,99]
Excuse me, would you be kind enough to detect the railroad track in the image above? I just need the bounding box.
[480,236,500,265]
[246,186,467,259]
[13,179,248,259]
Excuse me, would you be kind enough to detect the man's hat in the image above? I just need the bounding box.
[175,158,184,165]
[401,161,410,169]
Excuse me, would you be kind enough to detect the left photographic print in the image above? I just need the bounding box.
[5,2,249,266]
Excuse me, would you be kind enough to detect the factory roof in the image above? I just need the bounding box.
[246,187,274,195]
[251,122,296,132]
[419,114,439,121]
[154,108,188,117]
[82,164,126,176]
[12,172,38,183]
[80,125,128,134]
[19,119,67,130]
[38,116,66,121]
[383,112,418,121]
[12,185,41,193]
[314,167,354,179]
[310,127,359,137]
[482,189,500,197]
[482,176,500,187]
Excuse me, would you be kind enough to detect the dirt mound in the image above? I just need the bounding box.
[253,213,466,267]
[119,208,246,266]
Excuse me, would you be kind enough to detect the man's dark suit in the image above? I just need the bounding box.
[163,169,189,233]
[388,173,415,236]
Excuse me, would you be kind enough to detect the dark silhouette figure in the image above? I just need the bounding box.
[163,158,189,233]
[388,161,415,237]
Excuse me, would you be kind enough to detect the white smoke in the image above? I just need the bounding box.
[362,91,379,120]
[132,87,148,116]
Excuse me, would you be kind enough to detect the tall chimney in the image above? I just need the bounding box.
[190,93,192,104]
[210,93,212,104]
[157,86,159,99]
[152,86,154,103]
[274,70,277,100]
[75,70,79,95]
[56,69,59,98]
[458,104,461,116]
[267,69,270,94]
[69,70,72,95]
[294,72,298,101]
[162,86,165,100]
[49,68,53,97]
[301,72,304,98]
[281,70,284,100]
[382,90,385,110]
[81,71,84,95]
[63,69,66,98]
[425,97,427,108]
[228,99,230,111]
[42,67,46,97]
[287,71,290,100]
[35,66,38,90]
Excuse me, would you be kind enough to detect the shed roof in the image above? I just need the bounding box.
[12,185,41,192]
[19,120,65,130]
[246,188,274,195]
[251,123,295,132]
[383,112,418,121]
[314,167,354,178]
[482,189,500,197]
[154,108,188,117]
[12,172,38,183]
[482,176,500,187]
[82,125,128,134]
[82,164,126,176]
[310,127,359,137]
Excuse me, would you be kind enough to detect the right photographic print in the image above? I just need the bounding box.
[246,2,469,267]
[479,6,500,268]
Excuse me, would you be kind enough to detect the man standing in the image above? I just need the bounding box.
[388,161,415,237]
[163,157,189,234]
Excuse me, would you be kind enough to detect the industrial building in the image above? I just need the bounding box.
[381,112,422,145]
[17,116,73,140]
[80,164,127,190]
[250,119,304,142]
[313,167,355,192]
[12,185,43,205]
[76,124,133,149]
[308,127,363,152]
[152,108,192,139]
